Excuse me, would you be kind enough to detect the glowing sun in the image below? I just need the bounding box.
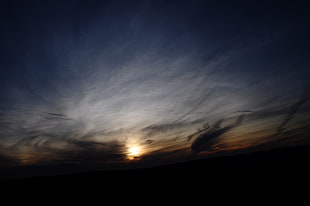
[127,146,141,160]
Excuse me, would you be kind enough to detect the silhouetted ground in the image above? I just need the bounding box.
[1,146,309,194]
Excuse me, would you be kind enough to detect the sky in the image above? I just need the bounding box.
[0,0,310,177]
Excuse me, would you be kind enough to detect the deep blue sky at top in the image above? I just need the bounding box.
[1,0,309,103]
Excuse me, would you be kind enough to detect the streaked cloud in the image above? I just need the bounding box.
[0,0,309,173]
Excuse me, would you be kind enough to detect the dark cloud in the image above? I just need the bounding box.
[11,135,40,148]
[44,112,73,121]
[46,112,67,117]
[189,91,310,154]
[190,116,244,152]
[187,123,210,141]
[142,122,187,136]
[236,110,255,113]
[141,119,205,137]
[248,124,310,153]
[248,92,310,150]
[143,139,154,145]
[62,138,122,153]
[276,91,309,134]
[0,154,19,168]
[138,147,192,167]
[10,134,125,165]
[3,118,125,165]
[56,140,125,163]
[174,91,212,122]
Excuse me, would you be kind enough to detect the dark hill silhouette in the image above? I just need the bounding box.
[1,146,309,193]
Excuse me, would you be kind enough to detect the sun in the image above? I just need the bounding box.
[127,146,141,160]
[129,146,140,156]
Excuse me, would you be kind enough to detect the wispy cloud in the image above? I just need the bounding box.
[0,0,309,172]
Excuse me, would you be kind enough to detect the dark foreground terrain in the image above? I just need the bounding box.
[1,146,309,193]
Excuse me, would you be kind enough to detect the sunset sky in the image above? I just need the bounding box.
[0,0,310,176]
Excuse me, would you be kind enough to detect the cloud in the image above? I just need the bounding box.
[276,91,309,134]
[0,0,309,174]
[174,88,213,122]
[201,91,310,154]
[246,91,310,150]
[0,107,127,165]
[44,112,73,121]
[141,119,205,137]
[190,115,244,152]
[7,132,125,165]
[56,139,125,163]
[0,153,19,168]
